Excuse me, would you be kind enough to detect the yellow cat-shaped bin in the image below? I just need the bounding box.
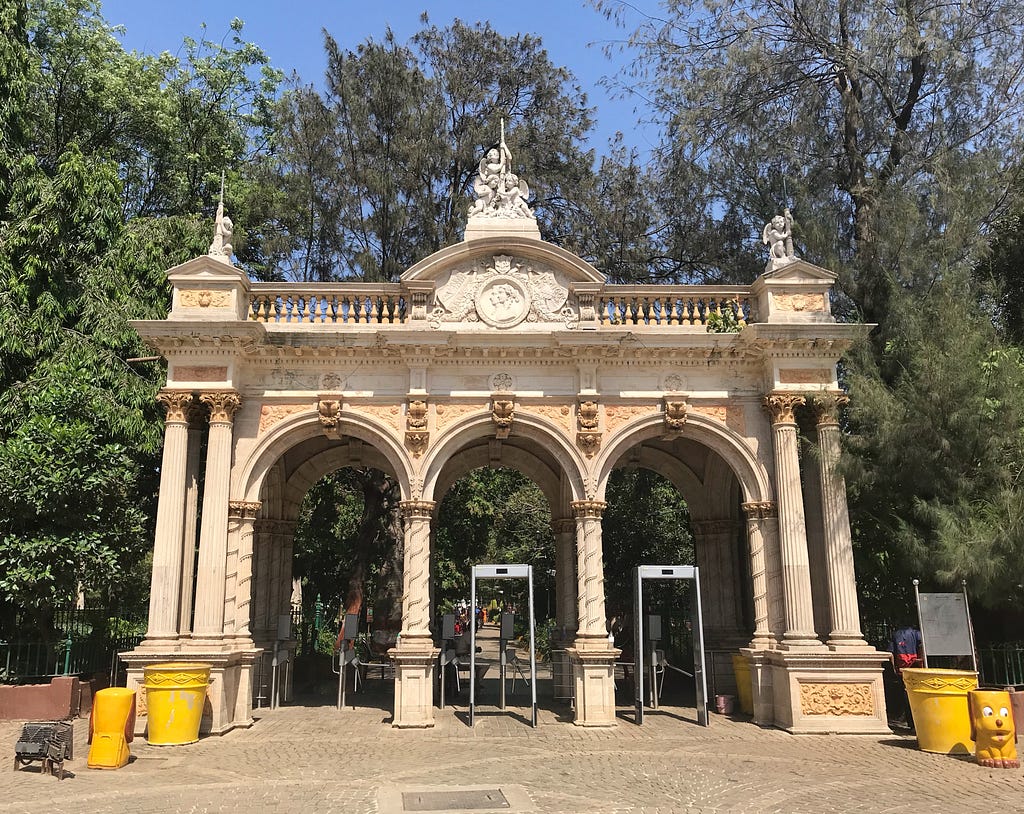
[968,690,1019,769]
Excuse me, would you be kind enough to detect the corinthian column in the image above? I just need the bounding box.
[145,390,193,643]
[763,394,821,648]
[571,500,609,644]
[740,501,776,649]
[812,394,869,648]
[399,500,434,643]
[192,391,241,642]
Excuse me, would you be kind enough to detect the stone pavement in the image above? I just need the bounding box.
[3,679,1023,814]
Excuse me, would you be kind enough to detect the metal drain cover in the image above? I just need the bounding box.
[402,789,510,811]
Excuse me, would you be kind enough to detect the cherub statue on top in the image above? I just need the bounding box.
[762,207,795,272]
[468,119,534,220]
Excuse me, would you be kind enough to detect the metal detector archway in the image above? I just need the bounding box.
[469,564,538,728]
[634,565,708,726]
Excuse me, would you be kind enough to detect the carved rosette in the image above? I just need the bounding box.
[763,393,805,425]
[664,398,688,435]
[576,399,601,458]
[741,501,778,520]
[405,398,429,458]
[810,392,850,426]
[317,397,342,433]
[199,391,241,424]
[157,390,193,424]
[799,682,874,716]
[228,500,262,519]
[492,397,515,440]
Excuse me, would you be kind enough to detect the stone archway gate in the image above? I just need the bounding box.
[124,157,889,737]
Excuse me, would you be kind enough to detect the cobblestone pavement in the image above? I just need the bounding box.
[3,683,1022,814]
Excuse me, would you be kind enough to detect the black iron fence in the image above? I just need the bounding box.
[0,605,145,685]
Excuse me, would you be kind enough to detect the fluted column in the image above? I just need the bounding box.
[572,500,608,644]
[812,394,869,648]
[398,500,434,643]
[192,391,241,641]
[741,501,776,649]
[552,517,578,640]
[145,391,193,643]
[178,403,204,634]
[763,394,821,648]
[229,500,261,643]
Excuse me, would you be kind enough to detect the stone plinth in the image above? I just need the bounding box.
[567,640,619,727]
[120,647,260,737]
[765,649,890,734]
[391,642,439,728]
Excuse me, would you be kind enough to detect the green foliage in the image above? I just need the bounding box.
[601,468,694,616]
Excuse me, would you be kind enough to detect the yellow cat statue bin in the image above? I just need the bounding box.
[968,690,1019,769]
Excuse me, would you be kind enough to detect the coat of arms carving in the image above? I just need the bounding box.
[430,255,577,329]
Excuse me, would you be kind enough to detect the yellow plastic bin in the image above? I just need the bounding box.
[88,687,136,769]
[144,662,211,745]
[902,668,978,754]
[732,653,754,715]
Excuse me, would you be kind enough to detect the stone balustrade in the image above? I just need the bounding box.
[248,282,757,328]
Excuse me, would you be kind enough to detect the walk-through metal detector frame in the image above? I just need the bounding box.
[469,564,538,728]
[634,565,708,726]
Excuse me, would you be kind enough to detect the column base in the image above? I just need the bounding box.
[120,646,260,738]
[763,649,891,733]
[390,641,439,728]
[567,639,620,727]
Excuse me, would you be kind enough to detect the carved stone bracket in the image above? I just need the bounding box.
[199,391,241,424]
[663,398,688,435]
[492,396,515,440]
[741,501,778,520]
[228,500,262,519]
[156,390,193,424]
[809,392,850,426]
[318,396,342,434]
[763,393,805,425]
[576,399,601,458]
[405,398,429,458]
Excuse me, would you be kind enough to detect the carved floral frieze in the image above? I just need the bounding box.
[604,404,657,433]
[519,403,571,431]
[179,289,230,308]
[173,365,228,383]
[774,292,827,312]
[435,403,487,431]
[799,682,874,716]
[258,404,309,435]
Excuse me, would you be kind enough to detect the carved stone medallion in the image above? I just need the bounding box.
[476,275,531,327]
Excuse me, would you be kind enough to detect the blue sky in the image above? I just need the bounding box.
[99,0,663,156]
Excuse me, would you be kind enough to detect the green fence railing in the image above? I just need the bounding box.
[979,645,1024,688]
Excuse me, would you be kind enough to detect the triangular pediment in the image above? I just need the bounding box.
[166,254,248,285]
[760,258,837,283]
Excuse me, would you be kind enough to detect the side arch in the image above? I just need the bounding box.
[595,412,773,505]
[233,410,414,506]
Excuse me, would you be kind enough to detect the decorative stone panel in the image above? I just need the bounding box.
[799,682,874,716]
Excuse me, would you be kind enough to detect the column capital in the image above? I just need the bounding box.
[156,390,194,424]
[571,499,607,519]
[809,392,850,426]
[763,393,805,425]
[399,500,436,519]
[200,391,241,423]
[228,500,262,520]
[741,500,777,520]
